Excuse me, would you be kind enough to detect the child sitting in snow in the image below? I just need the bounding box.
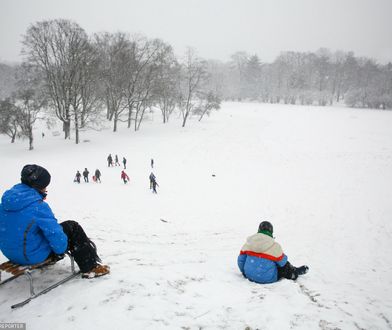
[238,221,308,284]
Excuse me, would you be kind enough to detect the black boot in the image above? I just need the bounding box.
[295,265,309,276]
[278,261,298,280]
[60,220,101,273]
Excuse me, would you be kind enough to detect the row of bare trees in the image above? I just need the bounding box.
[207,49,392,109]
[0,19,220,149]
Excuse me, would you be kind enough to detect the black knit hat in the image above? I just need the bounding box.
[258,221,273,235]
[21,164,51,190]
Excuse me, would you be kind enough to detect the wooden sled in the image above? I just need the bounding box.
[0,254,80,309]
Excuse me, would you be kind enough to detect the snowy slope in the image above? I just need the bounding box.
[0,102,392,329]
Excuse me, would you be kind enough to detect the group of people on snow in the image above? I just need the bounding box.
[73,155,158,191]
[74,168,101,183]
[107,153,130,184]
[107,154,127,169]
[73,154,126,184]
[0,163,308,285]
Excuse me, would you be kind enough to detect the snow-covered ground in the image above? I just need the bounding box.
[1,102,392,329]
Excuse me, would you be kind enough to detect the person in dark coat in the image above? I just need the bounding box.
[123,157,127,169]
[107,154,113,167]
[238,221,308,284]
[121,170,130,184]
[83,168,89,183]
[0,164,110,278]
[75,170,81,183]
[115,155,120,166]
[94,169,101,183]
[152,178,159,194]
[149,173,159,194]
[151,158,154,168]
[149,172,156,190]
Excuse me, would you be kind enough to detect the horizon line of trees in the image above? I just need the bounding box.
[215,49,392,109]
[1,18,391,150]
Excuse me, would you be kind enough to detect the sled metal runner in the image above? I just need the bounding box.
[0,254,80,309]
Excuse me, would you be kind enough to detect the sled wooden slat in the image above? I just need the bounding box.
[0,258,54,278]
[0,254,80,309]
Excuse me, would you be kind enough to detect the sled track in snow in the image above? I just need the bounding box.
[298,283,327,309]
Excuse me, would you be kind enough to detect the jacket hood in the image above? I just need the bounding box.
[1,183,43,212]
[243,233,275,252]
[241,233,283,259]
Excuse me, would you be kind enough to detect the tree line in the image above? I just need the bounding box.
[212,49,392,109]
[0,19,220,149]
[1,19,391,150]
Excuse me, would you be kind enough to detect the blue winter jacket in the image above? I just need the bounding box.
[0,183,68,265]
[238,232,288,284]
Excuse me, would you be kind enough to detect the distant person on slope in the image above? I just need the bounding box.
[107,154,113,167]
[121,170,130,184]
[115,155,120,166]
[83,168,89,183]
[151,176,159,194]
[75,170,81,184]
[94,169,101,183]
[0,164,110,278]
[238,221,308,284]
[149,172,156,190]
[123,157,127,169]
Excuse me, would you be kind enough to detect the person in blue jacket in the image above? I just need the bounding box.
[238,221,308,284]
[0,164,110,279]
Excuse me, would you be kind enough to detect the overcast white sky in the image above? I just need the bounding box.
[1,0,392,64]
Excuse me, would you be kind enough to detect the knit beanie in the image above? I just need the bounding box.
[21,164,51,190]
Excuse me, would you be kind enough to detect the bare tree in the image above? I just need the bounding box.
[178,48,207,128]
[123,37,168,130]
[133,65,155,131]
[22,19,91,141]
[330,51,347,102]
[193,91,221,122]
[230,51,250,101]
[94,32,131,132]
[78,47,103,130]
[155,56,180,123]
[150,42,179,124]
[68,39,102,143]
[0,98,20,143]
[14,64,47,150]
[243,54,262,100]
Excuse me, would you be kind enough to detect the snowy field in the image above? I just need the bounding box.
[0,102,392,329]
